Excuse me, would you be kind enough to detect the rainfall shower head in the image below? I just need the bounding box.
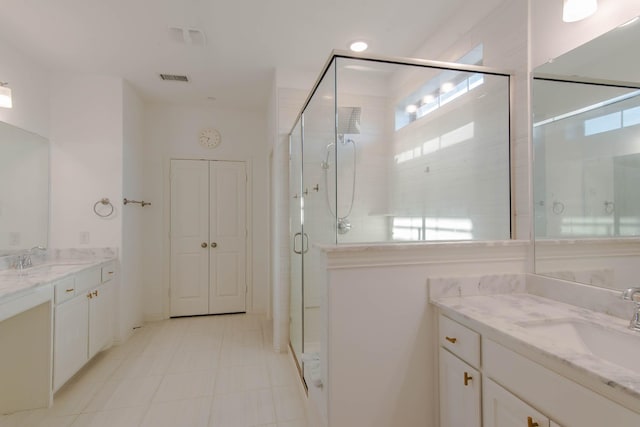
[337,107,361,135]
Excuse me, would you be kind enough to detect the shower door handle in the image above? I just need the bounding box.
[293,232,309,254]
[293,232,302,254]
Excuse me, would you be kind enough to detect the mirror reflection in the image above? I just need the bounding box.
[0,121,49,255]
[533,19,640,290]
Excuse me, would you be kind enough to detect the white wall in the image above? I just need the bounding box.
[121,80,145,339]
[141,103,269,320]
[49,74,123,250]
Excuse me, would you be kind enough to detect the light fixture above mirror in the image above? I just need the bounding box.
[562,0,598,23]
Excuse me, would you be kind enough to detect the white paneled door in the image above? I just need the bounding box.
[170,159,247,316]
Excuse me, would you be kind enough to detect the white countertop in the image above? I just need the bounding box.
[0,257,115,305]
[433,293,640,410]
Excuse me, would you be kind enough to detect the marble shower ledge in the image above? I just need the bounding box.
[433,293,640,413]
[316,240,530,269]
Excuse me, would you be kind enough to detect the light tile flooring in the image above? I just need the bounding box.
[0,314,308,427]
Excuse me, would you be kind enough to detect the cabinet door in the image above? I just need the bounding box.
[54,295,88,391]
[88,283,113,359]
[439,348,481,427]
[484,378,549,427]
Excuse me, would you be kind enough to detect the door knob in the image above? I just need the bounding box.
[211,242,217,248]
[201,242,208,248]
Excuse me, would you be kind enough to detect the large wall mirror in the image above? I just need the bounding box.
[0,120,49,256]
[533,19,640,290]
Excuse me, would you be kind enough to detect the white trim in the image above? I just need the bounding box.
[317,240,530,269]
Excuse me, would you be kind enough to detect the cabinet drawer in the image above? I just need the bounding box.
[439,315,480,368]
[54,276,76,304]
[101,262,115,283]
[75,267,101,293]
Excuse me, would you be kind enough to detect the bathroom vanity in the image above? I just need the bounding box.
[430,274,640,427]
[0,254,116,414]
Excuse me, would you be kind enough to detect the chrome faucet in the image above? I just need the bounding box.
[14,254,30,270]
[622,287,640,331]
[13,246,46,270]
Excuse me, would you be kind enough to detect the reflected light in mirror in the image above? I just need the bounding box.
[440,82,454,93]
[562,0,597,23]
[619,16,639,28]
[0,83,12,109]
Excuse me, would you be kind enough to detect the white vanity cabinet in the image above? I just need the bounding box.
[437,313,640,427]
[53,262,114,391]
[439,348,481,427]
[484,377,550,427]
[53,286,89,391]
[89,264,114,358]
[438,315,481,427]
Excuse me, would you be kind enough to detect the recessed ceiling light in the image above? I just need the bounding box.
[405,104,418,114]
[349,41,368,53]
[422,95,435,104]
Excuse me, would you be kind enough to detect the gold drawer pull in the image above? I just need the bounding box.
[87,292,93,299]
[464,372,472,386]
[527,417,539,427]
[445,336,457,344]
[65,288,74,293]
[93,290,98,297]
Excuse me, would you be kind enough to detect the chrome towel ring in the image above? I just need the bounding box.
[93,198,114,218]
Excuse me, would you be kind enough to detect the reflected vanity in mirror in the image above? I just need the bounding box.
[0,121,49,256]
[532,19,640,290]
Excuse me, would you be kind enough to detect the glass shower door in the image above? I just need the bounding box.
[301,60,336,388]
[289,119,304,376]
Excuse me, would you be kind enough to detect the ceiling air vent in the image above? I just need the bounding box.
[159,74,189,82]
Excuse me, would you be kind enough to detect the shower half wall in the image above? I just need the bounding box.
[288,51,511,402]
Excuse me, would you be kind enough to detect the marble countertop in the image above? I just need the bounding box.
[0,253,115,304]
[433,293,640,408]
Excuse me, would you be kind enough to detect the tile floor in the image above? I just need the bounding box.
[0,314,309,427]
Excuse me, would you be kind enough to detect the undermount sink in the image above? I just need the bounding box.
[519,319,640,375]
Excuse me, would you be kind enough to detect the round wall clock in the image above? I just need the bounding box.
[198,128,221,148]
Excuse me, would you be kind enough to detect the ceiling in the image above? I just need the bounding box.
[0,0,466,111]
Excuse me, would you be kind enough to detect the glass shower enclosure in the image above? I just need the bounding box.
[289,51,512,388]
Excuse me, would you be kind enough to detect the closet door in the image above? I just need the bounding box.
[170,160,210,316]
[209,161,247,314]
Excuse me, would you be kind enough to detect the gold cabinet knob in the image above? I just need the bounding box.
[211,242,218,248]
[527,417,539,427]
[201,242,208,248]
[464,372,473,386]
[445,336,457,344]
